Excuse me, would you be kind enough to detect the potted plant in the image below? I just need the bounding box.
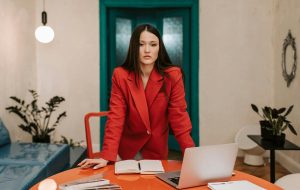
[54,135,83,147]
[6,90,66,143]
[251,104,297,145]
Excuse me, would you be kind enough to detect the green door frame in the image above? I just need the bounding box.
[99,0,199,147]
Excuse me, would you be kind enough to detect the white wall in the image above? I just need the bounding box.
[0,0,36,142]
[0,0,99,145]
[200,0,273,145]
[35,0,100,144]
[273,0,300,173]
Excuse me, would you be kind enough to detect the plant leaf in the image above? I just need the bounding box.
[18,124,33,134]
[29,122,38,135]
[46,128,55,134]
[52,111,67,128]
[277,116,284,131]
[271,108,279,119]
[262,107,272,120]
[282,125,287,131]
[7,90,66,138]
[251,104,259,113]
[6,106,29,124]
[284,105,294,117]
[9,96,22,104]
[29,89,39,100]
[277,107,286,114]
[287,123,297,135]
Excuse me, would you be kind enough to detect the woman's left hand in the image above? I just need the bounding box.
[78,158,109,169]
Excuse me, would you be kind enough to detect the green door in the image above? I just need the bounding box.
[100,0,199,151]
[104,8,194,151]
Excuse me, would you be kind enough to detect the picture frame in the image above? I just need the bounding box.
[282,30,297,87]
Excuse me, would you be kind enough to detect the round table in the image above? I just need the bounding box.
[30,160,282,190]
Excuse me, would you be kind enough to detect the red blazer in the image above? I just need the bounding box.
[100,66,195,161]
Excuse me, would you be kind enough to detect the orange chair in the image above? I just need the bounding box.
[84,111,108,158]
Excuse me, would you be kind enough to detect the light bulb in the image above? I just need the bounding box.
[35,25,55,43]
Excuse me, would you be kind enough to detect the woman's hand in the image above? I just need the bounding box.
[78,158,109,169]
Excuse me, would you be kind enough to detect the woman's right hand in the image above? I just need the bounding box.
[78,158,109,169]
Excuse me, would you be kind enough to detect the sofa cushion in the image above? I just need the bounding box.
[0,163,47,190]
[0,119,10,147]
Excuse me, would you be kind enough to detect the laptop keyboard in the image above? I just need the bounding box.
[169,177,180,185]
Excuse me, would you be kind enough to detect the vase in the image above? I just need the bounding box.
[272,133,286,146]
[32,135,50,143]
[259,120,273,140]
[259,121,286,146]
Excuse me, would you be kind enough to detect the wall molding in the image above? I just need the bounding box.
[277,151,300,173]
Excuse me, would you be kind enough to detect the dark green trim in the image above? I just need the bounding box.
[100,0,199,147]
[102,0,195,7]
[99,2,108,148]
[190,0,199,146]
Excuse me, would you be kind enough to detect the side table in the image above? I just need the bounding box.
[69,146,87,168]
[248,135,300,183]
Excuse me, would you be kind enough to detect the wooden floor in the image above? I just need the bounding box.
[234,157,290,182]
[168,150,291,182]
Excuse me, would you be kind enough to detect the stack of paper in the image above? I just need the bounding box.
[208,180,266,190]
[59,174,122,190]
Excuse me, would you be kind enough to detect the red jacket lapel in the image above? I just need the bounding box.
[146,69,164,108]
[127,72,151,130]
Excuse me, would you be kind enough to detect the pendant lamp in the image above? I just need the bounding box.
[35,0,54,43]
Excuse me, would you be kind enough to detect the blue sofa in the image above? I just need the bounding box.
[0,118,70,190]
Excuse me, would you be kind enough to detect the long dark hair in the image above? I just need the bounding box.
[122,24,182,85]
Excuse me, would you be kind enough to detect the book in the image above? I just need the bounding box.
[114,160,165,174]
[59,174,115,190]
[208,180,266,190]
[79,184,122,189]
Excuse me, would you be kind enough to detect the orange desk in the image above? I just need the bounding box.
[30,160,282,190]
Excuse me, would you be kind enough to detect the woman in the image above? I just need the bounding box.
[78,24,195,169]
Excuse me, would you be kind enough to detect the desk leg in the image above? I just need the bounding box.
[270,150,275,183]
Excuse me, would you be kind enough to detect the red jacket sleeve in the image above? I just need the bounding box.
[99,69,127,161]
[167,69,195,153]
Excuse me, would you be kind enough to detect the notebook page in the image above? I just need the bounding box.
[139,160,164,174]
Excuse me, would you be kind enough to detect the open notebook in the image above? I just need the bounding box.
[115,159,164,174]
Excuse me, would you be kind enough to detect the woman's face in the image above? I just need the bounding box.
[139,30,159,67]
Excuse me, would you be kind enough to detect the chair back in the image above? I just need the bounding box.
[84,111,108,158]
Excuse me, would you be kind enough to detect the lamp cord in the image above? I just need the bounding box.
[43,0,45,11]
[41,0,47,25]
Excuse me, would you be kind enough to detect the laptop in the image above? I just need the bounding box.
[156,143,238,189]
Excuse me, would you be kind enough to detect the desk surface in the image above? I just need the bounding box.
[248,135,300,150]
[30,160,282,190]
